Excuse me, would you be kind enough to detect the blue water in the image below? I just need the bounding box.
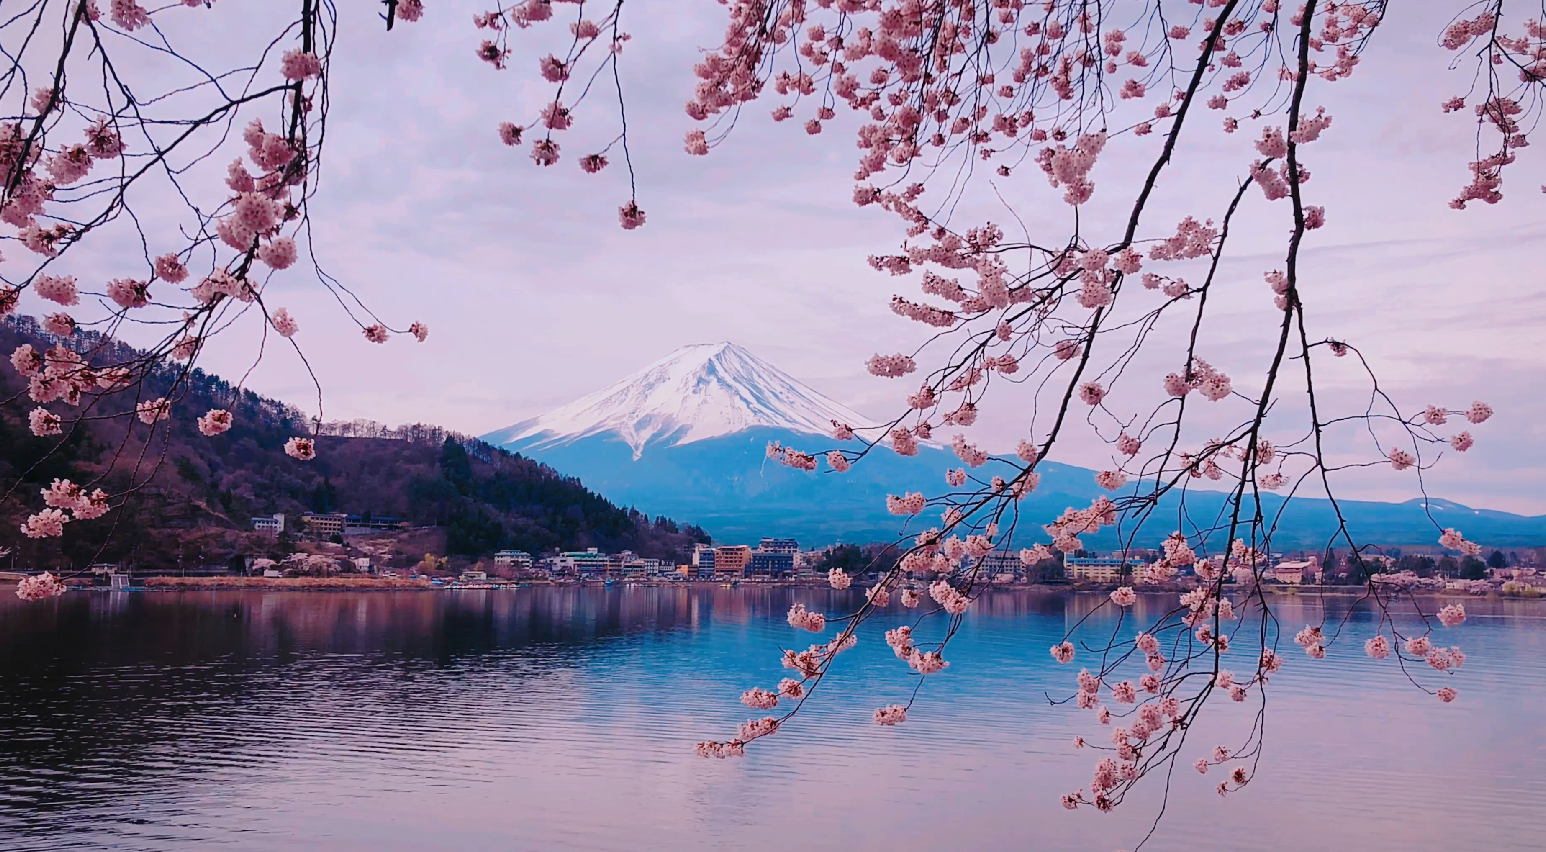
[0,586,1541,850]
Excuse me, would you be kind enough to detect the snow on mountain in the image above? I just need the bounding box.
[484,342,871,458]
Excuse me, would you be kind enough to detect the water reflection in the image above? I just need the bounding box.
[0,588,1542,851]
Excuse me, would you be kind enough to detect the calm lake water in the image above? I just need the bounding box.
[0,586,1542,851]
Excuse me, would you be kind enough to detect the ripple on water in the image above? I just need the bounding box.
[0,588,1542,851]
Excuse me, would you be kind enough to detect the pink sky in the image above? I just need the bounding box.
[14,2,1543,514]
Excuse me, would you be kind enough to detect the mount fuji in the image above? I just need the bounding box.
[484,342,871,459]
[483,342,1094,544]
[484,343,1546,550]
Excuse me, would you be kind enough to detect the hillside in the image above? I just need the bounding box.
[1,316,710,574]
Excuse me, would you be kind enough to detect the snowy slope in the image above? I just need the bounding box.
[483,342,871,458]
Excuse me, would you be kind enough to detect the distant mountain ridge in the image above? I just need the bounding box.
[485,342,1546,550]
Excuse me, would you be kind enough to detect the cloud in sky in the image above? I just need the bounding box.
[18,2,1542,514]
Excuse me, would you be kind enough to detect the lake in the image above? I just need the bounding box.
[0,586,1542,851]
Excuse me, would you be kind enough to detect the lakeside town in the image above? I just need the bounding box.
[9,509,1543,598]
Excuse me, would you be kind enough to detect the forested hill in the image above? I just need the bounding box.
[1,316,710,571]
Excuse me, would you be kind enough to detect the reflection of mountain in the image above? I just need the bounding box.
[485,342,1546,549]
[0,588,730,837]
[2,589,1544,851]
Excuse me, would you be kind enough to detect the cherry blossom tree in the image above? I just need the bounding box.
[2,0,1540,843]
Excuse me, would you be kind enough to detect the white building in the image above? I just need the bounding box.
[977,550,1023,577]
[494,550,533,569]
[554,548,612,575]
[252,513,285,534]
[1064,557,1128,583]
[758,538,800,554]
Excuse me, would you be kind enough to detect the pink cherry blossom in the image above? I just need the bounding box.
[1020,545,1052,566]
[73,489,110,520]
[538,54,569,82]
[929,579,971,615]
[106,278,151,309]
[1438,604,1466,627]
[11,345,43,377]
[1096,470,1128,490]
[1437,528,1482,557]
[136,398,170,425]
[740,688,779,710]
[41,479,82,511]
[909,650,949,675]
[873,705,907,725]
[867,353,916,378]
[270,308,299,338]
[259,237,298,270]
[35,275,79,306]
[363,324,388,344]
[280,49,322,80]
[111,0,151,31]
[21,508,68,538]
[43,313,75,337]
[1465,401,1493,424]
[16,570,66,599]
[154,253,189,283]
[618,202,647,230]
[531,139,560,166]
[198,409,233,437]
[284,437,316,461]
[1109,586,1137,607]
[1015,439,1040,464]
[787,603,826,632]
[1051,641,1075,663]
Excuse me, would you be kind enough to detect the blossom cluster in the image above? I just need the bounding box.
[20,478,110,539]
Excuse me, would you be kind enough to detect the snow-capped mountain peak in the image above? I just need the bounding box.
[484,342,871,458]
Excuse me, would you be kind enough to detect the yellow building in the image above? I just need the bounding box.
[301,512,347,537]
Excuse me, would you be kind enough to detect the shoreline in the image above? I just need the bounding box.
[7,575,1533,600]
